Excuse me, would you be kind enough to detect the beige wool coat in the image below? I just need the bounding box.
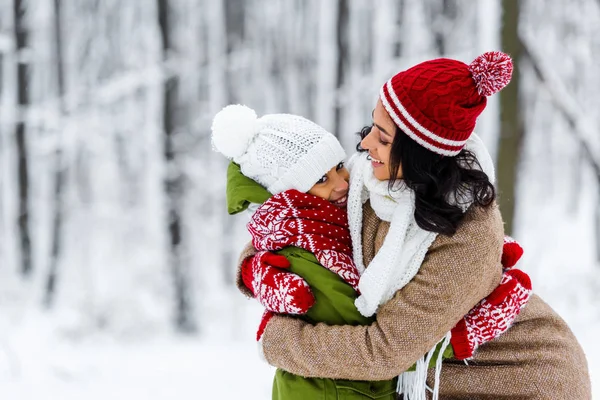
[237,202,592,399]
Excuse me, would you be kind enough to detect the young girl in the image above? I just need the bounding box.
[213,104,531,399]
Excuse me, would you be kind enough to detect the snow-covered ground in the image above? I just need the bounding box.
[1,297,598,400]
[3,339,274,400]
[1,302,275,400]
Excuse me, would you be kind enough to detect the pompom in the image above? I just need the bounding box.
[468,51,513,96]
[211,104,260,159]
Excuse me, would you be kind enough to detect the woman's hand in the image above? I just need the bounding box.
[450,236,532,359]
[241,251,315,314]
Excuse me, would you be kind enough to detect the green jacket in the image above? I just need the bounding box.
[227,162,451,399]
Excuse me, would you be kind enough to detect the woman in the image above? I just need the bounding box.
[239,52,592,399]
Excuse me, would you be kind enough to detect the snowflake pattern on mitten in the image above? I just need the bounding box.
[450,236,532,360]
[242,251,315,315]
[317,250,360,292]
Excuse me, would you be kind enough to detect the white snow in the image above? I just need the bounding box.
[1,297,598,399]
[1,303,275,400]
[1,0,599,399]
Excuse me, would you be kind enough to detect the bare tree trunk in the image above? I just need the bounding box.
[0,52,3,94]
[45,0,66,308]
[13,0,32,276]
[0,52,4,261]
[497,0,523,235]
[428,0,457,56]
[220,0,244,286]
[158,0,196,333]
[0,51,4,229]
[596,186,600,262]
[333,0,348,138]
[394,0,405,57]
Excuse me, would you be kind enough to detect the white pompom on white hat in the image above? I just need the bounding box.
[211,104,347,195]
[211,104,260,159]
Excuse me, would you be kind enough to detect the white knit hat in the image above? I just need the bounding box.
[211,104,346,194]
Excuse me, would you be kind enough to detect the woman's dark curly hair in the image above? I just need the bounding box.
[357,125,496,236]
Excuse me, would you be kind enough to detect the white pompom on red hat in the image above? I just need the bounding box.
[468,51,514,97]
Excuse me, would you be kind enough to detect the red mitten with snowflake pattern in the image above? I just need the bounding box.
[241,251,315,315]
[450,236,532,360]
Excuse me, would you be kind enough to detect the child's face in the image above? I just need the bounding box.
[308,162,350,208]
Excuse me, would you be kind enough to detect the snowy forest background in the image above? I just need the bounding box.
[0,0,599,398]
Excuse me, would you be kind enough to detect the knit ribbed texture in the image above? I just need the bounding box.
[236,114,346,194]
[212,106,346,195]
[380,52,512,156]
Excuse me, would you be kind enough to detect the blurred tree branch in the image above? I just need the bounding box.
[13,0,32,277]
[521,35,600,262]
[158,0,196,334]
[45,0,67,309]
[497,0,523,236]
[520,38,600,181]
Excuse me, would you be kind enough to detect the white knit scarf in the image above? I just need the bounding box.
[347,155,438,317]
[346,133,495,400]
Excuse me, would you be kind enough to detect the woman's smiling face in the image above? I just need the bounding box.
[360,99,402,181]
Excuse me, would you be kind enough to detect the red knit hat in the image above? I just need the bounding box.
[380,51,513,156]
